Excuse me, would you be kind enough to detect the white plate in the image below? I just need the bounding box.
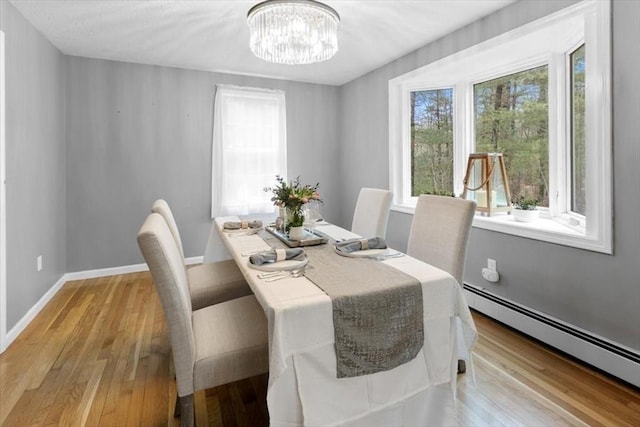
[333,246,389,258]
[247,256,309,272]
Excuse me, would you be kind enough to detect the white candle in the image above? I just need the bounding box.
[475,190,496,208]
[476,190,486,207]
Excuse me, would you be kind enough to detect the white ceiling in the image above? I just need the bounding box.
[9,0,515,86]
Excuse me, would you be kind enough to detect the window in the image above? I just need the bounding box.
[410,88,454,196]
[570,44,586,216]
[211,85,286,217]
[389,0,611,253]
[474,66,549,207]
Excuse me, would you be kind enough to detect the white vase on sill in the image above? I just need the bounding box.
[289,226,305,241]
[512,209,539,223]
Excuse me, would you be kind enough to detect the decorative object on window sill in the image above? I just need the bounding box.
[265,175,322,235]
[462,153,512,216]
[511,196,540,222]
[247,0,340,65]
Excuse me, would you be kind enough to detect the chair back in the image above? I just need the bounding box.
[407,195,475,285]
[351,188,393,238]
[151,199,185,259]
[137,213,196,396]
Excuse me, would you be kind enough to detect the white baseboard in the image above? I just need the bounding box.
[463,284,640,388]
[5,274,67,349]
[64,262,149,281]
[185,256,206,266]
[65,256,204,281]
[2,256,205,352]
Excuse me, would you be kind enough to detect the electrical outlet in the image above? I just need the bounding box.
[482,268,499,282]
[37,255,43,272]
[487,258,497,271]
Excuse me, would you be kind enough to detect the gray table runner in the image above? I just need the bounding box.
[259,231,424,378]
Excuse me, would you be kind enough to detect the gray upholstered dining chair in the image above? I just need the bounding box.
[351,188,393,238]
[151,199,252,310]
[407,195,475,374]
[407,195,475,286]
[137,213,269,427]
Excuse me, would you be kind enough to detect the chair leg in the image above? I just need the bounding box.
[179,394,194,427]
[174,392,181,417]
[457,359,466,374]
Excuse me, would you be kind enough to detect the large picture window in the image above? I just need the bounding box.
[389,0,611,253]
[474,66,549,207]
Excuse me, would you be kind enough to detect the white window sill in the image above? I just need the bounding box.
[472,211,582,237]
[391,203,611,254]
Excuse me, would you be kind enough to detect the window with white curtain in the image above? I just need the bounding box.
[211,85,287,217]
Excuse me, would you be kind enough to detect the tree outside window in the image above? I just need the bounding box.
[474,66,549,207]
[410,88,454,197]
[571,44,586,215]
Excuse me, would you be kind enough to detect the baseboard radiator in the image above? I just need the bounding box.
[463,283,640,389]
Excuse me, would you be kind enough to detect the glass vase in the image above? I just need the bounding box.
[276,206,287,232]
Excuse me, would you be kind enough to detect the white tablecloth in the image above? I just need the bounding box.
[215,217,477,426]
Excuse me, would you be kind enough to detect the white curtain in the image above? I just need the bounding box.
[211,85,287,217]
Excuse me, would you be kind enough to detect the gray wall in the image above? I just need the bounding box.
[65,57,340,271]
[1,1,67,329]
[338,0,640,351]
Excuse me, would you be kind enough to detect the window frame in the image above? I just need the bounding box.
[389,0,611,254]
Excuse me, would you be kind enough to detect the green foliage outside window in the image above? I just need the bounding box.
[474,66,549,206]
[410,88,454,196]
[571,45,586,215]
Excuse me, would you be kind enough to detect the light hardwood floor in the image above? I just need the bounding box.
[1,271,638,426]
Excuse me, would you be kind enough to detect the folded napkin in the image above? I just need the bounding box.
[249,248,305,265]
[223,219,263,230]
[335,237,387,254]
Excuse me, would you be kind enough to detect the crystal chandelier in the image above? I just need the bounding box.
[247,0,340,65]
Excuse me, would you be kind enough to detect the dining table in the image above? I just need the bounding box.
[215,216,477,426]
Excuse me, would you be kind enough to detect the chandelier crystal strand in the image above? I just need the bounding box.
[248,0,340,65]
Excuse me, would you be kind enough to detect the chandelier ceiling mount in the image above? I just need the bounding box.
[247,0,341,65]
